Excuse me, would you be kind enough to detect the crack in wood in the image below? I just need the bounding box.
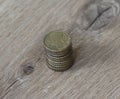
[1,80,18,99]
[1,90,10,99]
[86,6,111,30]
[5,80,18,92]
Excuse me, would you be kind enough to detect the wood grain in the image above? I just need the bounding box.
[0,0,120,99]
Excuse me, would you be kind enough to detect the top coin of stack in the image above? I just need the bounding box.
[44,31,74,71]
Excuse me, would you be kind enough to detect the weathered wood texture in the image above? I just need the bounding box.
[0,0,120,99]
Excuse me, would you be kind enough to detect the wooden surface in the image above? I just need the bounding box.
[1,0,120,99]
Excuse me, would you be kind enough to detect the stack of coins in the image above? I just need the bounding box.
[44,31,74,71]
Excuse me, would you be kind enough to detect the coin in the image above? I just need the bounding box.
[46,58,73,67]
[46,61,73,71]
[46,50,73,62]
[44,31,72,56]
[45,44,72,57]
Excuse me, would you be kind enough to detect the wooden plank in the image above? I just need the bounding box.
[0,0,120,98]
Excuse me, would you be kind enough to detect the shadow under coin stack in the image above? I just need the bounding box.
[44,31,74,71]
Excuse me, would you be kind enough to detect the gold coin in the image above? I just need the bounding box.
[44,31,71,53]
[47,51,73,62]
[46,58,74,68]
[46,61,73,71]
[45,44,72,57]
